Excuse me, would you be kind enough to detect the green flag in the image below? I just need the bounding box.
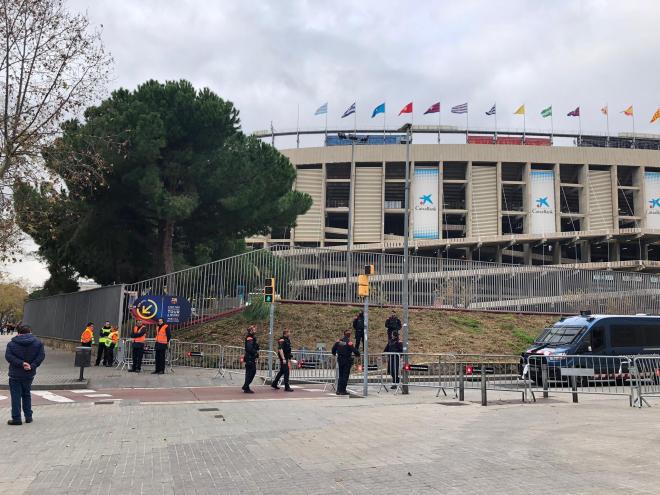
[541,106,552,118]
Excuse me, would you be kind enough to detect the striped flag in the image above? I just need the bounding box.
[485,104,496,116]
[541,106,552,118]
[451,103,468,114]
[315,103,328,115]
[341,102,356,118]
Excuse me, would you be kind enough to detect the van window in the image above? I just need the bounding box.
[535,326,585,345]
[611,323,660,347]
[591,325,606,352]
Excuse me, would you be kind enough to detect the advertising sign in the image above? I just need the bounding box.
[131,295,192,324]
[645,172,660,229]
[412,167,439,239]
[529,170,556,234]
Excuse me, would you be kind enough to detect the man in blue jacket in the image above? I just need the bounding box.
[5,324,45,425]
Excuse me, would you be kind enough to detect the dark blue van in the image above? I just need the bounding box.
[521,313,660,384]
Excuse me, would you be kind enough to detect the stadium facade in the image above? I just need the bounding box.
[249,128,660,272]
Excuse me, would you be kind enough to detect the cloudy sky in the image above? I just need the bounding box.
[5,0,660,285]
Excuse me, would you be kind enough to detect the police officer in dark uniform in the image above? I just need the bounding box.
[242,325,259,393]
[271,329,293,392]
[332,329,360,395]
[384,330,403,389]
[352,311,365,351]
[385,311,402,341]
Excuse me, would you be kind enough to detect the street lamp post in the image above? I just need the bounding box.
[399,123,412,394]
[341,132,358,303]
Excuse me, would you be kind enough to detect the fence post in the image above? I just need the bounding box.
[481,363,487,406]
[542,363,549,399]
[459,364,465,401]
[570,375,578,403]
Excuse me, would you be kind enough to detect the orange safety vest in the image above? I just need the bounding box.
[132,325,146,343]
[109,331,119,345]
[81,327,93,343]
[155,324,169,344]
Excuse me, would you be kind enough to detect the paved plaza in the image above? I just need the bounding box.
[2,335,660,494]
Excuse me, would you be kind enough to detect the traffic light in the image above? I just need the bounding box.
[264,277,275,303]
[364,264,375,275]
[357,274,369,297]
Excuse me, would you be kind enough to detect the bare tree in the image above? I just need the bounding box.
[0,0,112,259]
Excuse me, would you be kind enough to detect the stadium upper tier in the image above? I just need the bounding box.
[248,128,660,272]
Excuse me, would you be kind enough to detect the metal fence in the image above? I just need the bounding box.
[24,285,124,341]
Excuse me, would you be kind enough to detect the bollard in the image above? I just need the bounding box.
[480,364,487,406]
[459,364,465,402]
[542,363,549,399]
[570,375,578,403]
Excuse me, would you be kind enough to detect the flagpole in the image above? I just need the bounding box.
[354,108,357,134]
[438,103,441,144]
[325,109,328,144]
[605,103,610,146]
[383,110,386,141]
[632,111,636,148]
[270,120,275,147]
[523,106,526,143]
[550,108,554,144]
[465,108,469,142]
[296,103,300,149]
[578,113,582,145]
[494,102,498,142]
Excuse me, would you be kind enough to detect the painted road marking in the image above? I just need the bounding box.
[31,391,74,403]
[85,394,112,398]
[70,389,96,394]
[0,394,7,401]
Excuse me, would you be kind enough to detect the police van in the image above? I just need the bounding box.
[521,312,660,384]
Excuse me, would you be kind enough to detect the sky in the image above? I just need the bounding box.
[4,0,660,285]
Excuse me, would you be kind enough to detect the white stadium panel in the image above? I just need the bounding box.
[470,164,498,236]
[354,166,383,243]
[588,169,614,230]
[293,167,323,242]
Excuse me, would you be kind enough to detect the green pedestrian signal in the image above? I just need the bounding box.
[264,278,275,303]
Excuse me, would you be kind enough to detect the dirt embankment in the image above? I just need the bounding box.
[175,303,557,355]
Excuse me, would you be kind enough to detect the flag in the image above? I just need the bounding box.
[315,103,328,115]
[371,103,385,118]
[514,104,525,115]
[424,102,440,114]
[567,107,580,117]
[601,106,608,115]
[341,102,356,118]
[651,109,660,124]
[541,106,552,118]
[622,105,633,116]
[485,104,496,116]
[399,102,413,115]
[451,103,468,114]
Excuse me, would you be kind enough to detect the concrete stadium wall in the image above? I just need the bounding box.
[23,285,124,342]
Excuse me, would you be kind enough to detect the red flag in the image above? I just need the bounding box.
[399,102,413,115]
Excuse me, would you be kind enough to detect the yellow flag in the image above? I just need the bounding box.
[514,104,525,115]
[623,105,633,116]
[651,109,660,124]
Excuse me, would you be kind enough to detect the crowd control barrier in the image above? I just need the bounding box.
[116,338,173,372]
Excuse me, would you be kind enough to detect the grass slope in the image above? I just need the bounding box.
[176,302,557,355]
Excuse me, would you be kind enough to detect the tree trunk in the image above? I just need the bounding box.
[161,220,175,274]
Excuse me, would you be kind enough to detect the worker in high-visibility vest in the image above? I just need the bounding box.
[80,323,95,347]
[129,321,147,373]
[95,321,112,366]
[105,327,119,367]
[152,318,171,375]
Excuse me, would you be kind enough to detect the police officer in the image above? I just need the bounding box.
[384,330,403,389]
[153,318,171,375]
[80,323,94,347]
[332,329,360,395]
[385,311,402,341]
[271,329,293,392]
[95,321,112,366]
[242,325,259,393]
[129,320,147,373]
[106,326,119,367]
[352,311,365,351]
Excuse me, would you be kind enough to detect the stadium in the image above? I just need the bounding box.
[249,125,660,272]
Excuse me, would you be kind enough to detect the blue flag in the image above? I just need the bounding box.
[372,102,385,118]
[315,103,328,115]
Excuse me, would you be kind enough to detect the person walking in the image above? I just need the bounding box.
[332,329,360,395]
[5,325,45,425]
[129,320,147,373]
[385,311,402,341]
[352,311,365,352]
[95,321,112,366]
[271,329,293,392]
[242,325,259,393]
[80,322,94,348]
[105,326,119,367]
[384,330,403,389]
[152,318,171,375]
